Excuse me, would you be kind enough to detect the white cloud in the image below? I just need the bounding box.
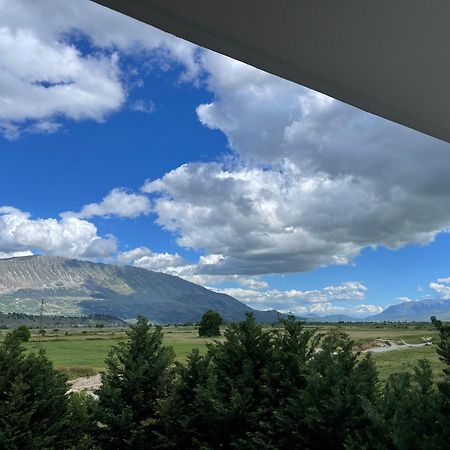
[62,188,151,220]
[140,49,450,276]
[289,302,383,317]
[117,246,269,289]
[0,206,117,258]
[0,0,200,137]
[130,100,155,114]
[143,159,446,275]
[437,276,450,284]
[430,279,450,299]
[216,281,367,306]
[26,121,62,135]
[117,246,187,271]
[395,296,413,303]
[0,25,125,137]
[0,250,33,259]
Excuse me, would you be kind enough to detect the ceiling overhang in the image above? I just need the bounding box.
[93,0,450,143]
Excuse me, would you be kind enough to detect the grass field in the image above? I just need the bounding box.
[1,323,445,381]
[19,327,219,378]
[371,345,443,383]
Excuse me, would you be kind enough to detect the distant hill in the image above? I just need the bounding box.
[0,255,281,324]
[369,298,450,322]
[301,313,360,322]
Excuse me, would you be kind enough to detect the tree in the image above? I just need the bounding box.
[431,316,450,448]
[188,314,273,448]
[198,310,223,337]
[274,332,380,450]
[95,316,175,449]
[159,349,211,449]
[12,325,31,342]
[0,330,76,449]
[431,316,450,374]
[373,359,441,450]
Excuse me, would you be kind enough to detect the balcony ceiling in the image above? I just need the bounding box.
[93,0,450,143]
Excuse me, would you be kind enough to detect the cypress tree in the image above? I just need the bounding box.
[275,332,379,450]
[159,349,210,449]
[188,314,273,448]
[95,316,175,449]
[0,330,73,449]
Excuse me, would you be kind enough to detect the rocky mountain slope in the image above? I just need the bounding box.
[369,298,450,321]
[0,255,280,323]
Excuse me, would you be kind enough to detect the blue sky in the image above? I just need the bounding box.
[1,0,450,317]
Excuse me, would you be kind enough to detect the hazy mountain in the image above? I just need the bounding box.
[0,255,281,323]
[369,298,450,321]
[301,313,360,322]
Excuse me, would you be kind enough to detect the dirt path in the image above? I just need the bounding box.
[67,374,102,396]
[362,340,430,353]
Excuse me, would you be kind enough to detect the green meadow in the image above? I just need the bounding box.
[1,323,445,381]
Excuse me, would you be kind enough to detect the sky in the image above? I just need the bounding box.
[2,0,450,318]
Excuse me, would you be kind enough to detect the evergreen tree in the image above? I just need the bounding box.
[0,330,74,449]
[95,316,175,449]
[179,313,273,448]
[373,360,440,450]
[198,310,223,337]
[275,332,379,450]
[431,316,450,448]
[159,349,210,449]
[262,316,320,448]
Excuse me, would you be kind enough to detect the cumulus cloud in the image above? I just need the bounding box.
[62,188,151,219]
[291,302,383,317]
[117,246,187,271]
[0,25,125,137]
[141,51,450,276]
[117,246,269,289]
[0,206,117,258]
[212,281,377,316]
[0,0,200,137]
[216,281,367,305]
[143,158,447,275]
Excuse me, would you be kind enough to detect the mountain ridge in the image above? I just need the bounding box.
[369,297,450,321]
[0,255,281,323]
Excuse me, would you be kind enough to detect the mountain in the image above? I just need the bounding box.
[318,314,360,322]
[0,255,281,324]
[369,298,450,321]
[301,313,360,322]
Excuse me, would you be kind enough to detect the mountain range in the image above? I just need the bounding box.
[302,313,361,322]
[0,255,280,324]
[368,298,450,322]
[1,255,449,323]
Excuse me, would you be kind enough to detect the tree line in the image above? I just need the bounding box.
[1,315,449,449]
